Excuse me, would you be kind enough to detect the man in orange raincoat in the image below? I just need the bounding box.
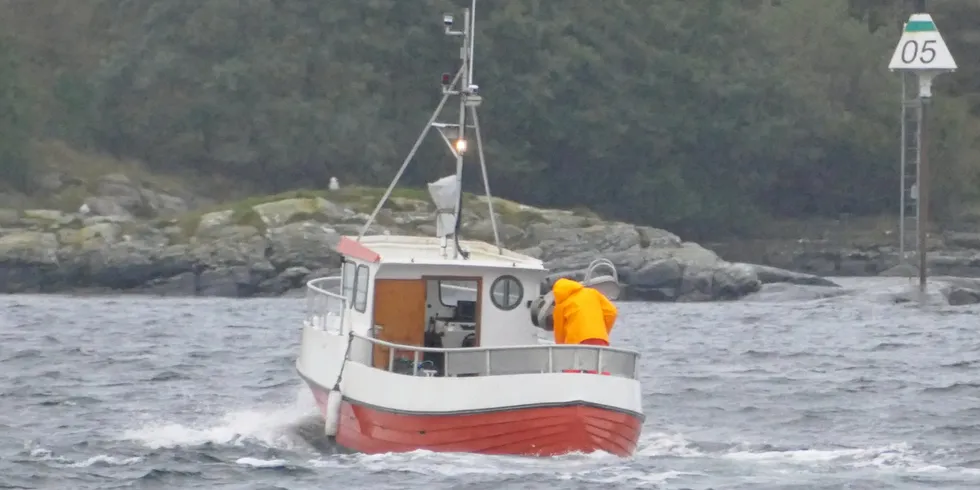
[551,278,617,346]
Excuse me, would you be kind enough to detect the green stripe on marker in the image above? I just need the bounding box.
[905,20,936,32]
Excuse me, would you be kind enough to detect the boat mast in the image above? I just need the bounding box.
[357,0,503,256]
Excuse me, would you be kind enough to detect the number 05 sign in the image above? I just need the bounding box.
[888,13,957,75]
[899,39,938,65]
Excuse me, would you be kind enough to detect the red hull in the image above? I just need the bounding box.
[309,384,642,457]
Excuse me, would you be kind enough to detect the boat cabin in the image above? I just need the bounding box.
[334,235,549,376]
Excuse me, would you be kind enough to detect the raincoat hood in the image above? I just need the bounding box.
[552,278,584,303]
[549,277,617,345]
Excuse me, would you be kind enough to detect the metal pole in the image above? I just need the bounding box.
[468,0,477,86]
[450,8,470,259]
[914,0,927,292]
[469,106,502,252]
[918,94,930,292]
[899,74,907,258]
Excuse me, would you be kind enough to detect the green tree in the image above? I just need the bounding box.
[0,36,34,190]
[3,0,980,237]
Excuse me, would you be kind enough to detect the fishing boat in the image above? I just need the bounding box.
[295,0,644,457]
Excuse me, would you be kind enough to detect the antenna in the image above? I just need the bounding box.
[357,0,503,257]
[468,0,477,85]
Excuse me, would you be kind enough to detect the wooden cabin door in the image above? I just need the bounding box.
[372,279,427,370]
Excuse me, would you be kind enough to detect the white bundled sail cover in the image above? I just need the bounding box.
[427,175,459,238]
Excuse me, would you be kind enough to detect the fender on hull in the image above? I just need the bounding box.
[306,382,643,457]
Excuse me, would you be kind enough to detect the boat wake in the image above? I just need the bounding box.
[87,386,980,487]
[119,388,323,452]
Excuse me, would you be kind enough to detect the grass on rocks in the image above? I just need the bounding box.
[160,185,573,242]
[5,140,607,242]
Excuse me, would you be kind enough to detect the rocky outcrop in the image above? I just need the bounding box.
[706,224,980,305]
[710,228,980,280]
[33,171,194,220]
[532,224,761,301]
[0,180,835,301]
[79,173,190,218]
[935,277,980,306]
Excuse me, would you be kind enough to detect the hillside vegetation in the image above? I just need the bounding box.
[1,0,980,240]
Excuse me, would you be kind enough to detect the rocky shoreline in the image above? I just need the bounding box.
[708,229,980,279]
[0,173,844,302]
[705,223,980,306]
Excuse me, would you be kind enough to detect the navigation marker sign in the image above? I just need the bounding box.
[888,12,956,294]
[888,13,956,97]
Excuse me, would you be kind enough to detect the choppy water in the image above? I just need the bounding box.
[3,278,980,489]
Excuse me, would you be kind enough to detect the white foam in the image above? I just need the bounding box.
[120,387,317,450]
[68,454,143,467]
[717,441,968,475]
[309,445,695,486]
[25,445,142,468]
[723,445,883,463]
[624,432,980,477]
[555,469,699,485]
[635,431,705,457]
[27,447,72,464]
[235,457,290,468]
[313,449,605,476]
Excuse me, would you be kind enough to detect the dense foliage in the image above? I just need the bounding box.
[0,35,33,189]
[1,0,979,237]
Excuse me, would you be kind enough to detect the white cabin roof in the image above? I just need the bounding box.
[337,235,545,270]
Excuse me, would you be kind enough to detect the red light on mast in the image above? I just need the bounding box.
[441,73,451,86]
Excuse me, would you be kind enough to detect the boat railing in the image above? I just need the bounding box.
[349,332,639,379]
[306,276,347,334]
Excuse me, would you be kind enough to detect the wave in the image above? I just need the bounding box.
[19,445,143,468]
[119,388,319,450]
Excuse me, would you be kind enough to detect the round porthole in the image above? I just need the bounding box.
[490,275,523,311]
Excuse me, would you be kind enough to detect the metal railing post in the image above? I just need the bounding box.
[388,348,395,372]
[413,350,420,376]
[547,346,554,373]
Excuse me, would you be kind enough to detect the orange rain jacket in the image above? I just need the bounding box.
[551,278,618,345]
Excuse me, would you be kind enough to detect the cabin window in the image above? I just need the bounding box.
[439,279,478,306]
[341,261,356,304]
[490,275,523,311]
[353,265,369,312]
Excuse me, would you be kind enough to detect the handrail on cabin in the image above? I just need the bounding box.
[352,331,638,356]
[348,333,639,379]
[306,276,347,333]
[307,275,343,292]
